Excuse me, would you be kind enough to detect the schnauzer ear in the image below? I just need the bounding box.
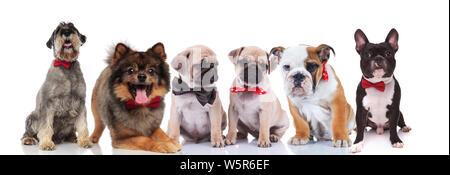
[228,47,245,64]
[171,49,191,73]
[46,30,56,49]
[316,44,335,63]
[355,29,369,53]
[148,42,166,61]
[79,33,87,45]
[385,28,399,52]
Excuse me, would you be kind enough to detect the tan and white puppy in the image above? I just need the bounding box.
[270,44,355,147]
[167,45,227,147]
[225,46,289,148]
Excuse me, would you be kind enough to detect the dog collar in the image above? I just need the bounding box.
[172,77,217,106]
[125,96,161,110]
[230,86,267,95]
[53,59,72,69]
[361,78,385,92]
[322,61,329,81]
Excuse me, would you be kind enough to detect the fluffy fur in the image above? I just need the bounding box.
[89,42,181,153]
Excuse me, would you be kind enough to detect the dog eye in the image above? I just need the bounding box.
[385,51,391,57]
[306,63,318,72]
[148,68,154,75]
[367,52,372,58]
[127,68,135,74]
[283,65,290,71]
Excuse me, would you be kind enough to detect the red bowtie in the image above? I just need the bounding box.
[361,78,385,92]
[230,86,267,95]
[125,96,161,110]
[53,60,72,69]
[322,61,329,81]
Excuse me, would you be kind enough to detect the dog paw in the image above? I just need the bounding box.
[211,136,225,148]
[269,134,280,142]
[22,137,37,145]
[289,136,309,145]
[257,138,272,148]
[171,140,182,151]
[152,142,181,153]
[332,139,352,147]
[392,142,404,148]
[77,138,92,148]
[401,126,411,132]
[349,142,364,153]
[89,135,100,143]
[39,141,55,151]
[332,136,352,147]
[225,133,237,145]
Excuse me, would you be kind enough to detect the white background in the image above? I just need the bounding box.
[0,0,448,155]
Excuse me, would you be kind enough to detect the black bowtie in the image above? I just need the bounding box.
[172,77,216,106]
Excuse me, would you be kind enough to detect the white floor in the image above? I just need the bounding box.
[15,129,414,155]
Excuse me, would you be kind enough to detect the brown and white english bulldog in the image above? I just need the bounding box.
[270,44,355,147]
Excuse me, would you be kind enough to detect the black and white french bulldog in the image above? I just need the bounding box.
[350,28,411,153]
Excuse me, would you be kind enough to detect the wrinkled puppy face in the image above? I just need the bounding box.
[229,46,277,87]
[46,22,86,62]
[355,29,398,79]
[109,43,170,106]
[171,45,218,88]
[270,44,334,97]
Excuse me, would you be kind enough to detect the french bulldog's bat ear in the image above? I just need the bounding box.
[355,29,369,53]
[269,46,285,62]
[228,47,245,64]
[316,44,335,63]
[171,49,190,72]
[148,42,167,61]
[385,28,399,52]
[46,30,55,49]
[109,43,130,66]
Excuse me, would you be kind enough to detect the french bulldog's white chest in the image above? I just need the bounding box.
[362,79,395,127]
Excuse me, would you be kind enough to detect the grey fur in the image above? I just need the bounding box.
[22,22,91,150]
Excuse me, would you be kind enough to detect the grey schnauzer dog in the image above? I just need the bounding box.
[21,22,92,150]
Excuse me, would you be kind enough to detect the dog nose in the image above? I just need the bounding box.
[374,57,384,67]
[138,74,147,82]
[293,73,305,81]
[293,73,305,87]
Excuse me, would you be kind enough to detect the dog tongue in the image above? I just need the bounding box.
[64,43,72,47]
[135,89,148,104]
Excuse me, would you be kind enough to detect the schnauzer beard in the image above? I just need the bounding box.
[53,34,81,62]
